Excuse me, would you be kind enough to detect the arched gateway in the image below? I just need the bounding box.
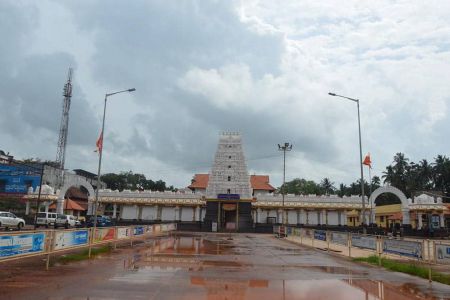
[369,185,410,225]
[57,175,95,214]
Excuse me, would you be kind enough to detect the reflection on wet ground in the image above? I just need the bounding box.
[2,233,450,299]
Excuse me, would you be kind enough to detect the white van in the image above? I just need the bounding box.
[54,214,77,229]
[36,212,57,228]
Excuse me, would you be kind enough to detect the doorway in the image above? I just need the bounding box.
[221,203,237,231]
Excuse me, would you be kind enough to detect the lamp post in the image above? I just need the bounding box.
[278,142,292,224]
[328,92,366,228]
[89,88,135,257]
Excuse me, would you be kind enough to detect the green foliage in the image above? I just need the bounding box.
[101,171,171,192]
[58,246,111,264]
[353,255,450,285]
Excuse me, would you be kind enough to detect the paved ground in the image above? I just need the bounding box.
[1,232,450,300]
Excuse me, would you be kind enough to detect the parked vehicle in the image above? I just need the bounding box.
[54,214,77,229]
[0,211,26,230]
[86,215,112,227]
[35,212,57,228]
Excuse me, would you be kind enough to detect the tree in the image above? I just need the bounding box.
[320,178,335,195]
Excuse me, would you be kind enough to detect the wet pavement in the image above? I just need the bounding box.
[1,233,450,299]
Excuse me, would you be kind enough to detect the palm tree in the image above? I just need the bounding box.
[320,178,335,195]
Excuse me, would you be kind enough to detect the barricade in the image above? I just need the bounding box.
[0,223,177,268]
[434,242,450,264]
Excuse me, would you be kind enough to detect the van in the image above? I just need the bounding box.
[36,212,57,228]
[54,214,77,229]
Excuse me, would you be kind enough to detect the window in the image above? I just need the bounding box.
[227,176,231,181]
[380,216,384,222]
[227,189,231,194]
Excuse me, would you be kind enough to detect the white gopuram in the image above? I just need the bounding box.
[206,132,252,199]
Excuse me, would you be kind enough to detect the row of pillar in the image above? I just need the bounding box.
[254,208,348,226]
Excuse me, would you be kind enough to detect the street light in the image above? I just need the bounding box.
[278,142,292,224]
[89,88,135,257]
[328,92,366,228]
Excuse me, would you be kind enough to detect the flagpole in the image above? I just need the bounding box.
[368,166,373,225]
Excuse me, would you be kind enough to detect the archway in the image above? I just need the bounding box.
[57,175,95,214]
[369,185,410,225]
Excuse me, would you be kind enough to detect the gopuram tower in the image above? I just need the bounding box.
[203,132,253,232]
[206,132,251,199]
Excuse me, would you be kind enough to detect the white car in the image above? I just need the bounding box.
[0,211,26,230]
[54,214,77,229]
[36,212,57,228]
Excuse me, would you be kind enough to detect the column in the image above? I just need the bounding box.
[174,206,180,221]
[136,205,142,220]
[192,206,196,222]
[338,211,342,226]
[277,209,283,224]
[440,214,445,228]
[317,211,321,225]
[296,210,300,224]
[306,210,309,225]
[56,198,64,214]
[285,210,289,224]
[195,206,200,222]
[323,209,327,225]
[113,204,117,219]
[342,211,347,226]
[417,212,423,230]
[25,201,30,215]
[156,205,161,220]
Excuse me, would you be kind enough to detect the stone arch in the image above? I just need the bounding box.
[369,185,410,225]
[57,175,95,214]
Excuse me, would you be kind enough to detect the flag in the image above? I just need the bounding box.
[95,130,103,153]
[363,152,372,168]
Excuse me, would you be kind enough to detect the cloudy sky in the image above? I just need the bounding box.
[1,0,449,188]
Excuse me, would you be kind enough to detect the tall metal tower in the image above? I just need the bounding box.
[55,68,73,187]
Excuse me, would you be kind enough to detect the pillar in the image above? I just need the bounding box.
[257,208,262,223]
[338,211,342,226]
[25,201,30,215]
[417,212,423,230]
[174,206,180,221]
[322,209,327,225]
[179,206,183,221]
[156,205,161,220]
[306,210,309,225]
[56,198,64,214]
[440,214,445,228]
[192,207,196,222]
[317,211,321,225]
[113,204,117,219]
[296,210,300,224]
[277,209,283,224]
[342,211,347,226]
[195,206,200,222]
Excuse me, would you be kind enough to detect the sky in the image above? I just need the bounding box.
[1,0,449,189]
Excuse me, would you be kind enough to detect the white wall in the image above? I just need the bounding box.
[121,205,138,220]
[141,206,157,220]
[327,211,339,225]
[287,210,297,225]
[161,207,175,221]
[181,207,194,221]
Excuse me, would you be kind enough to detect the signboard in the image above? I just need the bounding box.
[54,230,88,250]
[330,232,348,246]
[212,222,218,232]
[94,228,116,243]
[436,244,450,264]
[0,233,46,258]
[286,227,293,235]
[217,194,240,200]
[146,225,153,233]
[431,215,440,229]
[167,223,176,231]
[303,229,313,238]
[351,235,377,250]
[117,227,132,239]
[133,226,145,236]
[154,224,161,233]
[383,239,422,258]
[314,230,326,241]
[161,224,169,232]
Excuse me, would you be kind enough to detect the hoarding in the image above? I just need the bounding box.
[54,230,88,250]
[435,244,450,264]
[93,228,116,243]
[330,232,348,246]
[117,227,132,239]
[0,233,46,258]
[133,226,145,236]
[314,230,326,241]
[351,235,377,250]
[383,239,422,258]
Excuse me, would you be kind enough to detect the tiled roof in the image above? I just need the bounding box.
[188,174,275,191]
[49,199,86,211]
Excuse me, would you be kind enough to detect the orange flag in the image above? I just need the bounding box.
[363,152,372,168]
[95,130,103,153]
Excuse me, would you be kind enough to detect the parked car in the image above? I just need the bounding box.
[0,211,26,230]
[35,212,57,228]
[54,214,77,229]
[86,215,112,227]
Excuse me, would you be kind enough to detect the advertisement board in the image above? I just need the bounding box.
[93,228,116,243]
[303,229,313,238]
[286,227,293,235]
[314,230,326,241]
[330,232,348,246]
[154,224,161,233]
[0,233,46,258]
[54,230,89,250]
[146,225,153,233]
[117,227,132,239]
[167,223,176,231]
[383,239,422,258]
[351,235,377,250]
[133,226,145,236]
[161,224,168,232]
[435,244,450,264]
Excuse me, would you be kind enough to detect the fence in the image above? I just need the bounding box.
[0,223,177,269]
[275,225,450,267]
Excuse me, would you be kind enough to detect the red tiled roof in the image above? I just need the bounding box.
[388,212,403,220]
[188,174,275,191]
[49,199,86,211]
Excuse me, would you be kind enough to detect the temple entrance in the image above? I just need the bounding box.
[221,203,237,231]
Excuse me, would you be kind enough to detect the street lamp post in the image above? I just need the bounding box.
[328,92,366,228]
[278,142,292,224]
[89,88,135,257]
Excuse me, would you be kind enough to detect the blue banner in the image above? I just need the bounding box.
[54,230,89,250]
[134,226,145,236]
[0,233,46,258]
[314,230,327,241]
